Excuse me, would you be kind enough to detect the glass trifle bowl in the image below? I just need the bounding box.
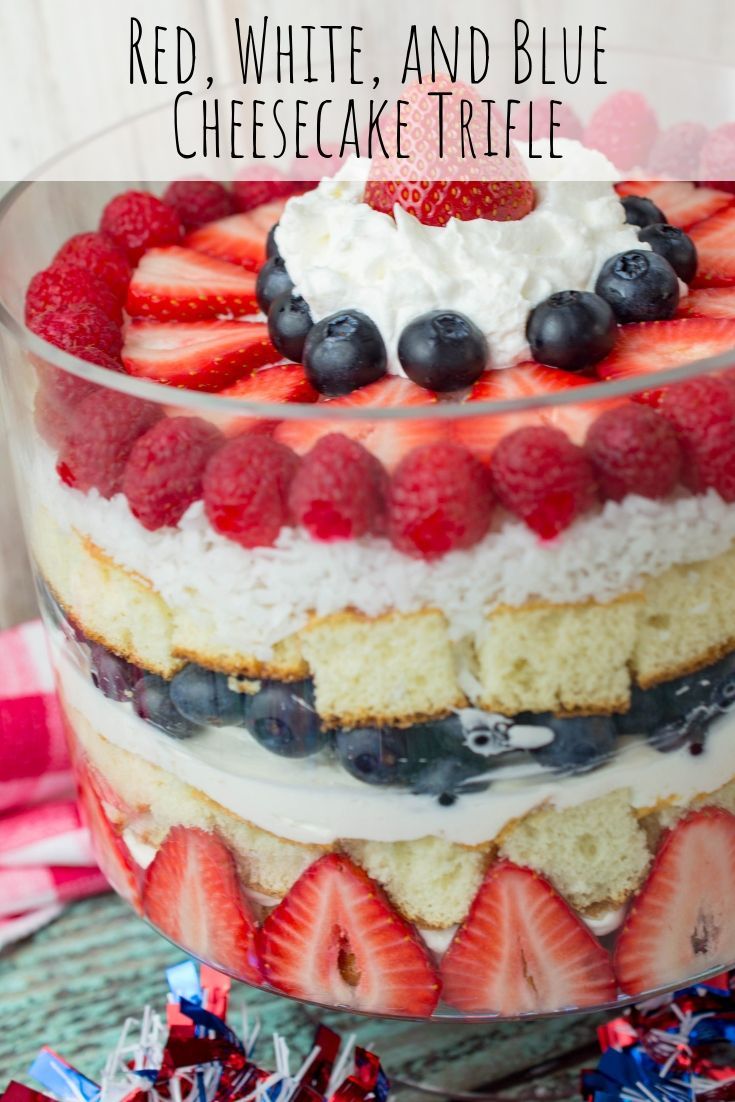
[3,127,735,1023]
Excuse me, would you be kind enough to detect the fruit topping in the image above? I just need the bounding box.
[122,319,278,391]
[162,179,235,231]
[89,643,141,702]
[397,310,487,392]
[169,664,246,728]
[122,416,222,530]
[246,680,327,758]
[614,808,735,995]
[689,207,735,287]
[658,376,735,501]
[267,293,314,363]
[616,181,733,232]
[100,190,182,263]
[56,390,161,498]
[595,250,679,323]
[232,175,307,212]
[621,195,667,230]
[289,433,387,541]
[638,224,698,284]
[185,200,287,271]
[528,715,617,774]
[584,403,682,502]
[387,441,494,558]
[143,826,260,982]
[441,860,616,1014]
[699,124,735,191]
[490,425,597,539]
[584,91,658,172]
[303,311,387,396]
[648,123,708,181]
[30,302,123,361]
[526,291,617,373]
[258,852,440,1015]
[26,264,122,326]
[53,232,131,302]
[203,435,298,548]
[132,673,200,738]
[255,255,294,314]
[215,364,318,436]
[125,247,258,321]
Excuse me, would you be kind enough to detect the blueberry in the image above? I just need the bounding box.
[267,292,313,362]
[595,250,680,323]
[133,674,200,738]
[335,726,411,785]
[397,310,487,392]
[526,291,617,372]
[89,642,141,702]
[266,222,281,260]
[247,680,326,757]
[531,715,617,774]
[614,684,668,736]
[303,311,387,396]
[638,224,698,285]
[401,716,492,797]
[621,195,667,230]
[170,664,245,727]
[255,256,294,313]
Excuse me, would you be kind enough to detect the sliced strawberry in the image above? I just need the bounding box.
[122,320,279,391]
[185,200,287,271]
[616,181,733,230]
[275,376,442,470]
[690,207,735,287]
[453,364,614,459]
[441,861,616,1015]
[143,826,260,983]
[679,287,735,319]
[126,247,258,321]
[596,318,735,405]
[258,853,440,1016]
[213,364,318,436]
[614,808,735,995]
[77,762,142,912]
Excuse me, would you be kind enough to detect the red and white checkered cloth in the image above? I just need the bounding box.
[0,620,108,949]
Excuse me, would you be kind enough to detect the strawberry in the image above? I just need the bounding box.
[679,287,735,318]
[596,318,735,406]
[143,826,260,982]
[364,76,534,227]
[126,247,258,321]
[274,376,442,470]
[615,181,733,231]
[690,207,735,287]
[584,91,658,172]
[122,320,279,391]
[77,762,142,911]
[441,860,616,1014]
[185,200,287,271]
[614,808,735,995]
[258,853,440,1016]
[213,364,318,436]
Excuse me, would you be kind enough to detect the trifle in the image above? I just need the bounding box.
[3,108,735,1019]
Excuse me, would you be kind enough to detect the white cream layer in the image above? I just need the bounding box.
[58,645,735,849]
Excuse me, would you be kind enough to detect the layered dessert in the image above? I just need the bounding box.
[14,108,735,1017]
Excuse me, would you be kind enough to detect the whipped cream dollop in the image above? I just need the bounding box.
[277,140,645,372]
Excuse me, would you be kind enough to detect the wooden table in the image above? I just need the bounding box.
[0,892,610,1101]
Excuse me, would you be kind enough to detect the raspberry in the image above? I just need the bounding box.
[584,404,682,502]
[387,442,493,559]
[122,417,222,530]
[34,387,81,449]
[99,190,181,263]
[514,98,583,143]
[203,435,298,548]
[162,179,235,231]
[584,91,659,172]
[53,232,131,302]
[232,169,308,213]
[36,346,120,413]
[25,264,122,326]
[491,425,597,539]
[658,376,735,501]
[649,123,709,180]
[699,124,735,193]
[30,303,123,361]
[57,390,162,498]
[289,433,387,541]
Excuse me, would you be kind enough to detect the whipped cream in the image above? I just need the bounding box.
[37,448,735,661]
[277,141,645,372]
[58,645,735,850]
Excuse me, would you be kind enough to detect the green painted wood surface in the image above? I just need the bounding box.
[0,893,607,1101]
